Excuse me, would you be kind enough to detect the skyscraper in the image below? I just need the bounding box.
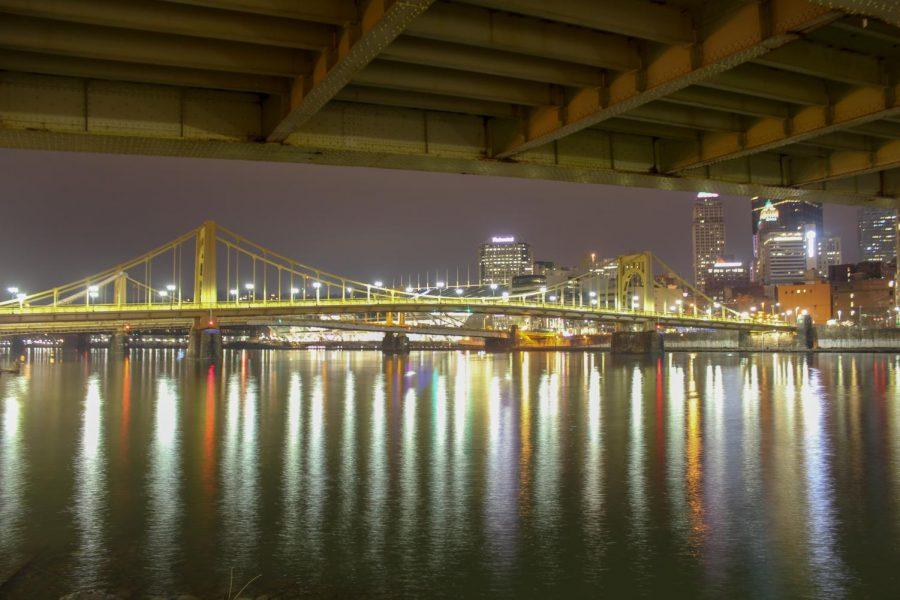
[478,236,533,285]
[692,193,725,290]
[858,207,897,263]
[817,235,842,276]
[751,198,823,283]
[761,229,813,284]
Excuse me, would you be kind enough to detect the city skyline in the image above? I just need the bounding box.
[0,149,864,292]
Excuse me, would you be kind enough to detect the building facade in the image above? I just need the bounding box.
[760,230,813,285]
[832,279,897,327]
[478,236,533,285]
[776,282,832,324]
[817,235,842,276]
[692,193,725,290]
[858,207,897,263]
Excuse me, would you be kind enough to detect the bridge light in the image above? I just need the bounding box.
[490,283,498,291]
[539,286,547,293]
[589,291,596,298]
[159,290,168,298]
[229,288,238,296]
[312,282,322,289]
[166,284,176,292]
[244,283,254,290]
[713,302,721,308]
[590,299,598,306]
[290,287,299,294]
[88,285,99,293]
[373,280,383,288]
[436,281,445,288]
[7,286,18,295]
[632,295,639,301]
[549,295,557,302]
[405,286,414,293]
[346,286,353,293]
[501,291,509,299]
[455,288,463,295]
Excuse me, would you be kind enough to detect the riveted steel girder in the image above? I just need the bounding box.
[353,61,553,106]
[405,1,640,71]
[812,0,900,28]
[755,39,884,86]
[460,0,693,44]
[380,37,604,87]
[791,139,900,185]
[0,0,335,50]
[336,85,519,118]
[0,14,311,76]
[266,0,434,143]
[158,0,357,25]
[662,83,900,172]
[0,50,290,94]
[493,0,839,159]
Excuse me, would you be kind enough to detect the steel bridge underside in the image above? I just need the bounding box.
[0,0,899,207]
[0,301,797,336]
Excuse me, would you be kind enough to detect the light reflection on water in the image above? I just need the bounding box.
[0,349,899,598]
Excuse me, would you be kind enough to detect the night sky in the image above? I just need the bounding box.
[1,148,860,293]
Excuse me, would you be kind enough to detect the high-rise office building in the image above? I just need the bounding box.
[478,236,533,285]
[692,193,725,290]
[858,207,897,263]
[760,227,818,284]
[751,198,823,282]
[817,235,842,276]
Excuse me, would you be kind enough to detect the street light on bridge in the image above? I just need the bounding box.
[290,287,299,303]
[87,285,99,307]
[312,281,321,303]
[230,288,239,303]
[540,286,547,303]
[244,282,255,301]
[15,292,25,308]
[490,283,498,298]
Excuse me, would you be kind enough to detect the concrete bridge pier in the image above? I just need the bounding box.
[109,330,128,357]
[483,326,519,352]
[611,329,664,355]
[8,336,26,357]
[61,333,91,353]
[381,332,410,354]
[187,318,222,362]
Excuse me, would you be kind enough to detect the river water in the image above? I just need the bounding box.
[0,349,898,598]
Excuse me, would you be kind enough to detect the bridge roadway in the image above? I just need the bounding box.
[0,297,796,336]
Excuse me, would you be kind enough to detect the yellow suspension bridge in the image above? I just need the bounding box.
[0,221,794,355]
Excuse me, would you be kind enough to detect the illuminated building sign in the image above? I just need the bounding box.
[491,236,515,243]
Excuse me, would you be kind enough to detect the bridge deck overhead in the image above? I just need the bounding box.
[0,0,899,207]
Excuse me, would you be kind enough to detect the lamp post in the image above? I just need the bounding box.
[230,288,239,304]
[436,280,445,300]
[290,287,299,303]
[245,282,255,302]
[313,281,321,304]
[490,283,498,298]
[15,292,25,309]
[87,285,99,307]
[540,286,547,304]
[166,284,177,307]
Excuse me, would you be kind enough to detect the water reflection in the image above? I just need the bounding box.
[0,351,898,598]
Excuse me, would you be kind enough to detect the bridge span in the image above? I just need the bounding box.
[0,220,795,357]
[0,1,898,208]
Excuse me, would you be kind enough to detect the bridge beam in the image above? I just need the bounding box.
[662,82,900,173]
[265,0,435,142]
[493,0,839,158]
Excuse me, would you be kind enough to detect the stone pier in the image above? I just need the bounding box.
[109,330,128,356]
[611,330,664,355]
[61,333,91,352]
[381,332,410,354]
[187,318,222,362]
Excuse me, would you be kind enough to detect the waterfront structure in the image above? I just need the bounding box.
[777,282,832,324]
[858,207,897,263]
[478,237,533,285]
[829,261,894,283]
[692,193,725,290]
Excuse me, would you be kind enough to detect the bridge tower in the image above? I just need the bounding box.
[616,252,654,312]
[114,272,127,306]
[194,221,217,304]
